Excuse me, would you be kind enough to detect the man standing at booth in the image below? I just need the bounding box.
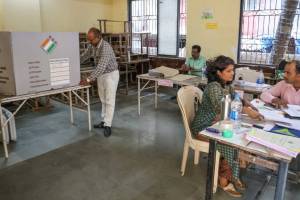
[80,27,119,137]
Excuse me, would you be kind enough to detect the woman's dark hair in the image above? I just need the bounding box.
[206,55,235,85]
[278,60,287,71]
[289,60,300,74]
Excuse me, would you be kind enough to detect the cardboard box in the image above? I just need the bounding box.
[0,32,80,96]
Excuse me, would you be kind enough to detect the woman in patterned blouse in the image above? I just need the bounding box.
[191,55,262,197]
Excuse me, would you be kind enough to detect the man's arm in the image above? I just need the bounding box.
[87,46,111,81]
[260,81,284,103]
[80,45,92,64]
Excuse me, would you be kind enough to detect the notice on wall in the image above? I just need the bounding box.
[49,58,70,86]
[202,10,214,19]
[206,22,218,30]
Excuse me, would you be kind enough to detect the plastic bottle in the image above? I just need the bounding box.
[221,94,232,120]
[256,69,265,89]
[201,65,207,80]
[230,93,243,130]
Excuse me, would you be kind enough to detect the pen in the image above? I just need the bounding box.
[206,127,220,134]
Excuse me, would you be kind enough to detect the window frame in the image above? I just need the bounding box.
[128,0,185,57]
[237,0,300,67]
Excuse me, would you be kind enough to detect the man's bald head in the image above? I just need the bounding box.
[87,27,101,47]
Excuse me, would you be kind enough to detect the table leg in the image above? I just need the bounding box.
[126,64,129,95]
[86,88,91,131]
[0,103,8,158]
[155,81,158,109]
[274,161,289,200]
[205,139,217,200]
[138,77,141,115]
[69,91,74,124]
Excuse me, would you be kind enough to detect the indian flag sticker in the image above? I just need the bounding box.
[41,36,57,54]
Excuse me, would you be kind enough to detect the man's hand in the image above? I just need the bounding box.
[212,114,221,124]
[80,79,90,86]
[180,64,191,72]
[271,98,288,108]
[242,99,258,111]
[243,107,264,121]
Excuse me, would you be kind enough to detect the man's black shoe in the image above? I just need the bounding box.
[94,122,105,129]
[104,126,112,137]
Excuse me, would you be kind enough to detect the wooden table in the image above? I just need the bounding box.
[198,122,293,200]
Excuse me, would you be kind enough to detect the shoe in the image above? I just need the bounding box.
[220,183,242,198]
[234,179,246,191]
[94,122,105,129]
[104,126,112,137]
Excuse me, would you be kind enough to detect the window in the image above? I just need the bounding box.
[129,0,187,57]
[238,0,300,65]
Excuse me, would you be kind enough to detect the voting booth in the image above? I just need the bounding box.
[0,32,80,96]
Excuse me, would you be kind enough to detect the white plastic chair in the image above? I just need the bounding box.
[177,85,220,193]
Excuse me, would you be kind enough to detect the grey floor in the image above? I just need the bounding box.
[0,89,299,200]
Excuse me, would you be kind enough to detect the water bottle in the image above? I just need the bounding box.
[201,65,207,80]
[256,69,265,89]
[221,94,232,120]
[230,93,243,129]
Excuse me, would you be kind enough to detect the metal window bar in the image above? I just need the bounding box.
[179,0,187,57]
[238,0,300,66]
[130,0,186,57]
[131,0,157,55]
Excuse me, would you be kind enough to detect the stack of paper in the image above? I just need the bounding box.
[235,81,270,89]
[148,66,179,78]
[246,129,300,157]
[169,74,198,81]
[283,105,300,118]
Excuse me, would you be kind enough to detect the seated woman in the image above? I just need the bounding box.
[191,55,262,198]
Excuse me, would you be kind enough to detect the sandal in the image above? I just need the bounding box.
[234,179,246,191]
[220,183,242,198]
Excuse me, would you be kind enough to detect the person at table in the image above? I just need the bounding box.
[191,55,262,198]
[260,60,300,107]
[181,45,206,77]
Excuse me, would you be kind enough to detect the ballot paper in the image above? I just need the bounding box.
[246,129,300,157]
[283,105,300,118]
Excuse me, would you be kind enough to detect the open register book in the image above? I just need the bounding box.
[246,129,300,158]
[148,66,198,81]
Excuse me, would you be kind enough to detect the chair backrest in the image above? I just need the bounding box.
[235,67,260,83]
[177,86,203,142]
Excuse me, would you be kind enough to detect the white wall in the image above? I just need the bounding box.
[0,0,4,30]
[0,0,114,32]
[40,0,113,32]
[2,0,42,31]
[187,0,241,61]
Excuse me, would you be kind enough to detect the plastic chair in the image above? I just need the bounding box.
[177,85,220,193]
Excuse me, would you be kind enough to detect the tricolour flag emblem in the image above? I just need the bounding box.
[40,36,57,54]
